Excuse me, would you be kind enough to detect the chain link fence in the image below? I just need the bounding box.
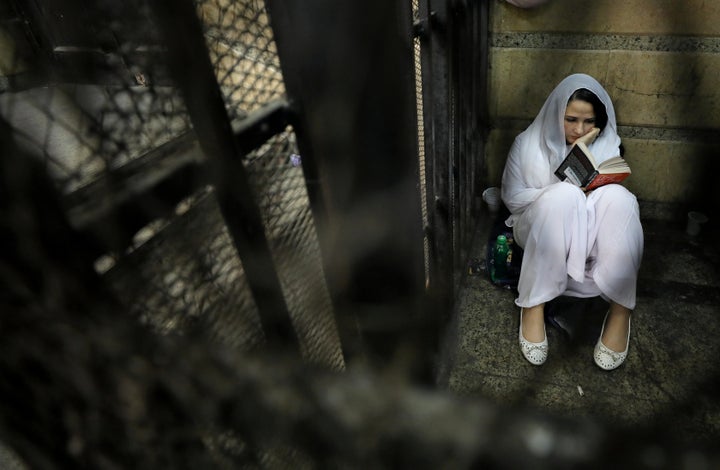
[1,0,343,369]
[2,0,348,466]
[4,0,715,468]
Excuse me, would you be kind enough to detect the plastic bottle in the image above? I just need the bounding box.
[492,235,510,282]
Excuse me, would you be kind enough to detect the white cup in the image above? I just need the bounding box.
[482,187,501,213]
[686,211,708,236]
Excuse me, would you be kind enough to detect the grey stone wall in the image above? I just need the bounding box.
[487,0,720,210]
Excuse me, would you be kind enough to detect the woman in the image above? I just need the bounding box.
[501,73,643,369]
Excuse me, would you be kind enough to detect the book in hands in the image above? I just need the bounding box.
[554,142,631,191]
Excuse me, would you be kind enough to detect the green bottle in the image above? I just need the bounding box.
[492,235,510,282]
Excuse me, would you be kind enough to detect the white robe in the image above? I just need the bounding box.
[501,74,643,309]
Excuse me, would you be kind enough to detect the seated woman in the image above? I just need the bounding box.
[501,73,643,370]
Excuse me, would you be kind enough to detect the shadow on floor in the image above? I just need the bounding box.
[441,203,720,449]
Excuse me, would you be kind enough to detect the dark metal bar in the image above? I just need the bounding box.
[50,48,174,87]
[265,0,358,363]
[266,0,429,376]
[63,131,205,257]
[64,100,293,260]
[148,0,299,351]
[450,1,487,284]
[6,0,172,88]
[477,1,491,134]
[0,72,50,93]
[65,131,201,229]
[231,100,291,155]
[420,0,454,316]
[470,0,490,236]
[282,103,361,358]
[452,0,471,277]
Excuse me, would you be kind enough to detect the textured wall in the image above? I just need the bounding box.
[487,0,720,210]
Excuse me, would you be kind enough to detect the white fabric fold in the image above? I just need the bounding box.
[500,74,643,308]
[502,73,621,225]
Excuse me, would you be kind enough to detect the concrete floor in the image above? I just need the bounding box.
[442,203,720,450]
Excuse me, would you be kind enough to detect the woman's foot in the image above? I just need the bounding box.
[519,304,548,365]
[594,303,631,370]
[521,304,546,342]
[600,303,631,351]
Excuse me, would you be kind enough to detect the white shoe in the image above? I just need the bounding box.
[593,311,631,370]
[519,308,548,365]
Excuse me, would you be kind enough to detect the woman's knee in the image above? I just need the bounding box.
[535,182,586,211]
[593,184,639,214]
[594,183,634,199]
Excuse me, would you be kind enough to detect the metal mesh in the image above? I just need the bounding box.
[95,85,191,184]
[101,186,268,350]
[197,0,285,120]
[3,1,719,468]
[0,84,189,193]
[0,0,342,368]
[242,130,344,368]
[0,0,190,193]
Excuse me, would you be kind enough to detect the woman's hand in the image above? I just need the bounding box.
[575,127,600,146]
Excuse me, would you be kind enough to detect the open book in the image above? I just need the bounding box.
[554,142,631,191]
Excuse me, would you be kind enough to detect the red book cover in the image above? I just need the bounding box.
[585,171,630,191]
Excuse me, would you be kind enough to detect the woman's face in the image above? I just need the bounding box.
[564,99,596,145]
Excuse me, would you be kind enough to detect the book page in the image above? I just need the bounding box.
[597,156,630,174]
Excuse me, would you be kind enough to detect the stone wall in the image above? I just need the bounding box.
[486,0,720,211]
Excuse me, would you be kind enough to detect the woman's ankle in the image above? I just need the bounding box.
[602,303,631,351]
[521,304,545,342]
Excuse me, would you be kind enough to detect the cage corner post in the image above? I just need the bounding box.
[266,0,437,380]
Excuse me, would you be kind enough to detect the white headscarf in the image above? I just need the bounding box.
[501,73,621,219]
